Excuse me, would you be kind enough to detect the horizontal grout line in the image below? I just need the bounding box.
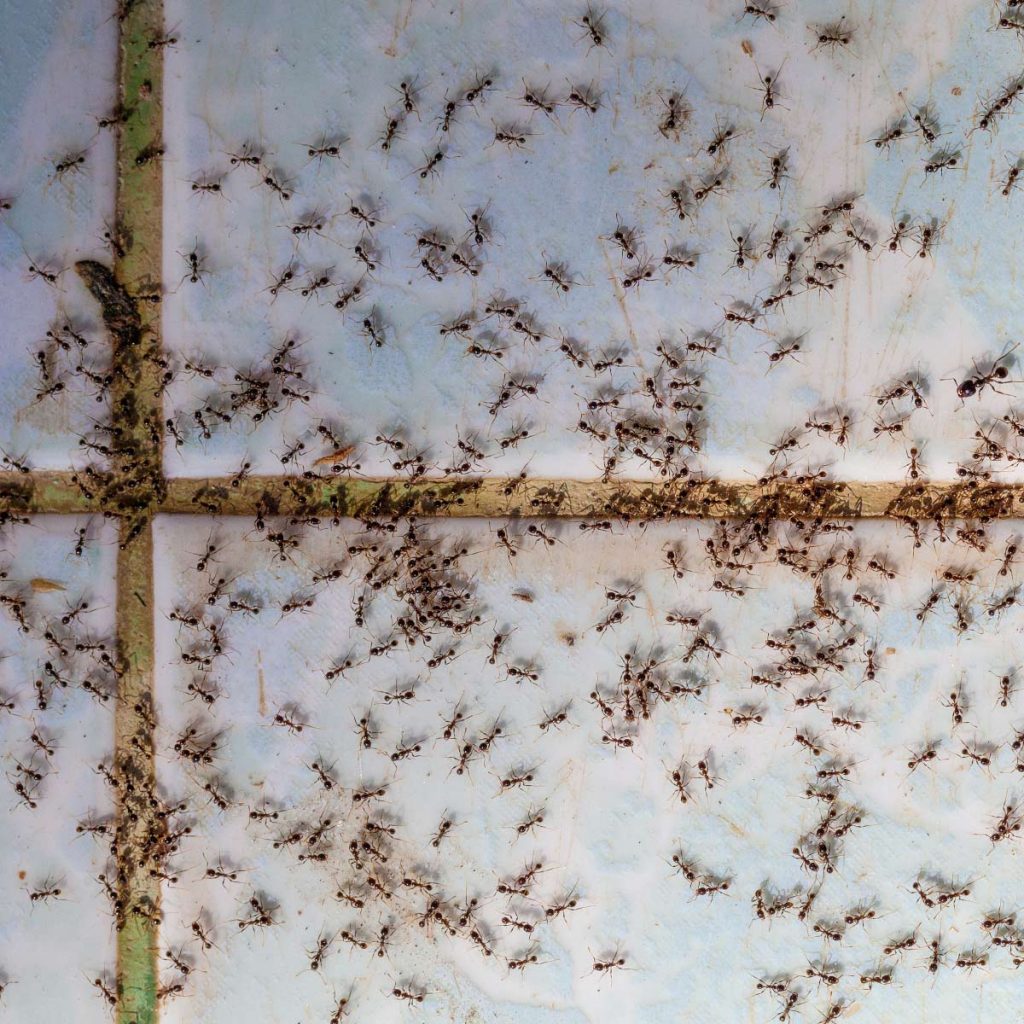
[160,475,1024,520]
[7,473,1024,519]
[0,471,103,512]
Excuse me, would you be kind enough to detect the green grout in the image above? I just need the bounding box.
[0,471,102,513]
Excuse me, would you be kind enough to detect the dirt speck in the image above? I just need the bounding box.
[257,651,266,716]
[29,577,65,592]
[951,86,961,96]
[18,870,26,880]
[741,39,753,56]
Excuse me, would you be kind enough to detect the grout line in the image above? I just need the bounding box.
[0,470,103,513]
[160,475,1024,520]
[113,521,160,1024]
[105,0,164,1020]
[7,473,1024,521]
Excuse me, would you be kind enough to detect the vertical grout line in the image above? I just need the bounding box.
[109,1,165,1021]
[115,523,160,1024]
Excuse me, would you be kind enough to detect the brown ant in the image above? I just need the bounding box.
[742,1,779,21]
[590,946,628,978]
[952,344,1018,400]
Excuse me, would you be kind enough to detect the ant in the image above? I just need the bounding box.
[303,135,344,163]
[811,17,853,52]
[754,62,785,117]
[764,150,789,191]
[694,172,727,204]
[576,5,609,50]
[179,242,207,285]
[395,78,420,115]
[658,91,689,139]
[542,260,576,293]
[742,2,779,23]
[766,337,802,368]
[924,148,959,175]
[348,199,381,231]
[623,256,657,289]
[260,170,293,201]
[590,946,628,979]
[25,257,62,287]
[522,81,559,119]
[566,81,601,114]
[871,118,907,150]
[707,118,737,158]
[28,877,64,903]
[53,150,87,181]
[953,344,1018,400]
[493,121,532,148]
[516,806,546,838]
[608,217,641,260]
[228,143,264,169]
[730,231,757,270]
[998,539,1019,577]
[416,148,445,179]
[1001,159,1023,197]
[379,109,406,151]
[431,816,455,847]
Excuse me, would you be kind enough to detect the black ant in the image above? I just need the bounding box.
[576,5,609,50]
[811,17,853,52]
[179,242,206,285]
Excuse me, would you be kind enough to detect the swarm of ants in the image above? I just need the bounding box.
[6,0,1024,1021]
